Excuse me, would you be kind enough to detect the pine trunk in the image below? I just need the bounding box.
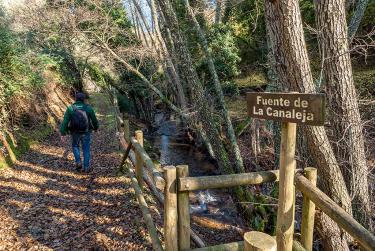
[155,0,256,222]
[263,0,353,249]
[183,0,245,173]
[348,0,369,41]
[314,0,372,229]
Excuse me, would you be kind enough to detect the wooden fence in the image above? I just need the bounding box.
[115,115,375,251]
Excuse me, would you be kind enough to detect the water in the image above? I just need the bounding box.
[148,117,246,234]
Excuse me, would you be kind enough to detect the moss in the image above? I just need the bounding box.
[0,154,12,169]
[2,123,56,168]
[19,123,54,152]
[353,68,375,98]
[234,71,267,88]
[225,96,248,120]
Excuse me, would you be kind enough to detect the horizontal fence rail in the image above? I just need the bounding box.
[131,176,163,251]
[115,118,206,249]
[114,111,375,251]
[187,240,306,251]
[295,173,375,251]
[130,136,165,190]
[178,170,287,192]
[178,170,280,191]
[188,241,244,251]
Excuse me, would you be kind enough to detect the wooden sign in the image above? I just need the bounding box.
[246,92,326,126]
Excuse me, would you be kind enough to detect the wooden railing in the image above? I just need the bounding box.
[115,115,375,251]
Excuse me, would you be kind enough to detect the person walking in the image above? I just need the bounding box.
[60,92,99,173]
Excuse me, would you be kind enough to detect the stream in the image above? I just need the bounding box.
[146,113,247,244]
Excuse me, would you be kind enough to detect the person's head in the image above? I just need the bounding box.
[75,92,86,102]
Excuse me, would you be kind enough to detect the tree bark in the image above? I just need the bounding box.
[155,0,256,223]
[263,0,353,249]
[133,4,150,48]
[348,0,369,42]
[134,0,188,109]
[128,2,141,40]
[265,20,282,167]
[183,0,245,173]
[132,0,158,50]
[314,0,372,229]
[152,0,188,109]
[215,0,222,23]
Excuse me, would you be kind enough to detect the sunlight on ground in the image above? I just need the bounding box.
[48,206,86,222]
[44,189,75,199]
[6,199,33,211]
[0,90,157,250]
[93,187,125,196]
[2,180,41,193]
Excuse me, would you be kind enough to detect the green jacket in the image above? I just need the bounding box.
[60,101,99,136]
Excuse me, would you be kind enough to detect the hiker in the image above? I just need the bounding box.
[60,92,99,172]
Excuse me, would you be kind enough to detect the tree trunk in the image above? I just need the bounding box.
[155,0,257,223]
[183,0,245,173]
[150,4,188,110]
[134,0,188,110]
[265,20,282,167]
[215,0,222,23]
[263,0,353,249]
[0,131,16,164]
[132,0,158,50]
[314,0,372,229]
[133,4,149,48]
[348,0,369,42]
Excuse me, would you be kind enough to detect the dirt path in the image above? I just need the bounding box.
[0,94,158,251]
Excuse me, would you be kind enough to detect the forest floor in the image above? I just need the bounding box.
[0,94,161,251]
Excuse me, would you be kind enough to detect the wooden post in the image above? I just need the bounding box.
[276,122,297,251]
[131,177,163,251]
[124,119,130,141]
[300,167,317,251]
[124,113,130,142]
[177,165,190,250]
[244,231,277,251]
[296,174,375,251]
[135,130,144,189]
[164,166,178,251]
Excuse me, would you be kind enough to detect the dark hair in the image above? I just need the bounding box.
[75,92,86,102]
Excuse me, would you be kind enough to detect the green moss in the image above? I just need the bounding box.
[23,123,54,146]
[353,68,375,98]
[225,96,248,120]
[3,123,56,167]
[0,154,12,169]
[234,71,267,88]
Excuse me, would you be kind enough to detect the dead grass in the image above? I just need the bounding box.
[234,71,267,88]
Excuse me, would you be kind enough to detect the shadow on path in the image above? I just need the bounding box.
[0,94,158,251]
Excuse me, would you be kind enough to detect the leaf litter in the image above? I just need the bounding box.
[0,95,161,251]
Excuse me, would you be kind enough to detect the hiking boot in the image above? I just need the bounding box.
[83,167,91,173]
[75,163,82,172]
